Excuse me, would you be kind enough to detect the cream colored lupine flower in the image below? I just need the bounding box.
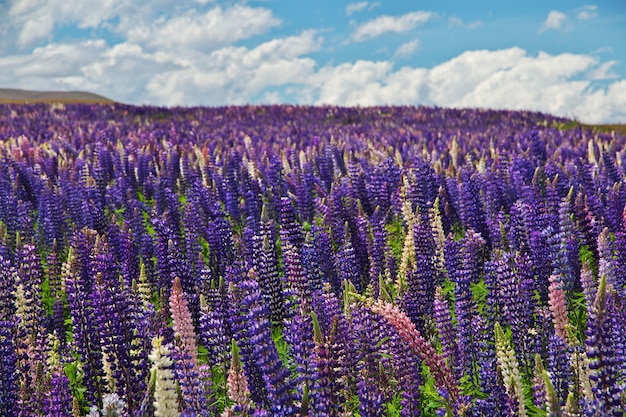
[494,322,526,417]
[149,336,180,417]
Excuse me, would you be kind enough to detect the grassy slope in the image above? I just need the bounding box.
[552,119,626,135]
[0,88,114,104]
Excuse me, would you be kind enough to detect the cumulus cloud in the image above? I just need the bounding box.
[539,11,567,33]
[9,0,125,46]
[351,11,435,42]
[0,40,111,92]
[125,5,280,53]
[306,48,626,124]
[143,30,322,106]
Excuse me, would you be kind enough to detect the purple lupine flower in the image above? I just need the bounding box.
[383,317,422,417]
[351,305,390,415]
[198,298,230,371]
[227,269,268,407]
[47,371,73,417]
[295,163,315,223]
[172,338,207,415]
[529,230,551,303]
[0,250,16,322]
[532,354,547,410]
[65,244,105,409]
[239,279,297,416]
[472,314,510,414]
[308,310,346,417]
[46,239,63,296]
[91,243,148,415]
[254,206,285,322]
[434,287,462,380]
[206,206,235,281]
[585,276,623,416]
[457,168,487,240]
[497,250,533,364]
[279,197,309,299]
[446,231,483,379]
[336,222,362,293]
[310,283,356,387]
[406,215,438,330]
[357,375,384,417]
[302,231,324,296]
[548,334,572,405]
[52,295,67,353]
[0,320,19,417]
[16,243,45,338]
[283,300,314,406]
[312,227,341,297]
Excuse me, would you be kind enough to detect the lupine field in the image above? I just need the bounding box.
[0,103,625,417]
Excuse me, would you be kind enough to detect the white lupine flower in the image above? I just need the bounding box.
[149,336,181,417]
[87,393,126,417]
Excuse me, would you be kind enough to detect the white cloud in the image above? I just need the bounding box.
[143,31,321,106]
[539,11,567,33]
[393,40,420,58]
[0,40,110,92]
[576,5,598,20]
[346,1,380,15]
[9,0,125,46]
[448,16,483,29]
[346,2,368,16]
[351,11,435,42]
[586,61,618,80]
[126,5,280,53]
[306,48,625,124]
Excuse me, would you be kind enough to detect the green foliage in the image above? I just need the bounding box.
[142,211,155,236]
[197,344,209,364]
[272,325,295,372]
[459,373,486,400]
[451,222,466,241]
[40,276,54,315]
[568,291,588,344]
[419,369,445,417]
[275,235,284,274]
[209,364,229,413]
[470,279,489,315]
[64,360,88,413]
[344,393,362,416]
[385,218,405,262]
[384,391,404,417]
[200,236,210,264]
[579,244,597,276]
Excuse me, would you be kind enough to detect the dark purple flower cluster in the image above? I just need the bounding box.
[0,103,624,416]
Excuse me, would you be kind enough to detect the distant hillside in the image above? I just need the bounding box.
[0,88,113,104]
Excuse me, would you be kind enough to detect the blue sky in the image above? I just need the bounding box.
[0,0,625,123]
